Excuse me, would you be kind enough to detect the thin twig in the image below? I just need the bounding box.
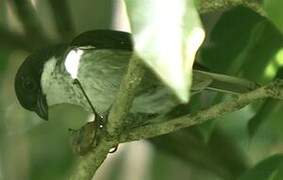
[120,80,283,142]
[69,77,283,180]
[197,0,266,16]
[197,0,240,14]
[242,0,266,16]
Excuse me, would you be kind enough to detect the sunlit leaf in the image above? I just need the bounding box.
[238,154,283,180]
[240,22,283,83]
[264,0,283,34]
[124,0,205,102]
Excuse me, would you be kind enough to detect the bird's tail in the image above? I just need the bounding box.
[192,70,259,94]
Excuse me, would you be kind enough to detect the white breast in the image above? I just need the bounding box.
[64,49,84,79]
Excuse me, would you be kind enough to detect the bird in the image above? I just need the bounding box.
[14,29,258,126]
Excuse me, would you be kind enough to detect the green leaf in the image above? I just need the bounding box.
[238,154,283,180]
[201,7,262,74]
[273,162,283,180]
[239,21,283,83]
[264,0,283,34]
[248,67,283,137]
[248,98,279,137]
[200,7,283,140]
[198,7,263,141]
[124,0,205,102]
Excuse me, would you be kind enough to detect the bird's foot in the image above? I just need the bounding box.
[109,145,119,153]
[69,78,119,155]
[69,121,102,155]
[70,78,105,155]
[69,111,119,155]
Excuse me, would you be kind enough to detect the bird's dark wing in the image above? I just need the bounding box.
[70,29,133,51]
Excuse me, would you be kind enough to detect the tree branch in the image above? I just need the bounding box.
[69,0,270,179]
[197,0,266,16]
[69,55,145,180]
[69,77,283,180]
[106,55,145,136]
[120,80,283,143]
[69,140,112,180]
[10,0,47,42]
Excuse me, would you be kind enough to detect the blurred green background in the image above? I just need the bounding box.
[1,0,283,180]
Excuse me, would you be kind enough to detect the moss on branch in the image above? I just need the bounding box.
[197,0,266,16]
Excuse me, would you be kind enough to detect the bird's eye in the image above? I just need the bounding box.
[22,79,36,91]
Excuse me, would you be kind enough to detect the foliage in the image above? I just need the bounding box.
[0,0,283,180]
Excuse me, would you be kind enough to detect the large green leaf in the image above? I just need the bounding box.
[239,18,283,137]
[238,154,283,180]
[200,7,283,140]
[273,162,283,180]
[264,0,283,34]
[124,0,205,102]
[239,21,283,83]
[201,7,262,74]
[248,68,283,137]
[198,7,263,141]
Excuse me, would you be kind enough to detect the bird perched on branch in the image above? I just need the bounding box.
[15,29,257,126]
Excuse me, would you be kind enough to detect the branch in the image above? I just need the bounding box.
[69,140,112,180]
[197,0,266,16]
[10,0,47,42]
[120,80,283,142]
[69,77,283,180]
[69,55,145,180]
[48,0,75,41]
[69,0,269,179]
[242,0,266,16]
[106,55,145,136]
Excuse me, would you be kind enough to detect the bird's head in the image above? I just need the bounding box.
[15,51,49,120]
[15,30,133,120]
[14,45,67,121]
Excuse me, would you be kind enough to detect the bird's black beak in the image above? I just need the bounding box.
[35,93,49,121]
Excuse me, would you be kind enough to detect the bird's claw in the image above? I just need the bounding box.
[109,145,119,153]
[70,121,97,155]
[70,119,118,155]
[71,78,117,154]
